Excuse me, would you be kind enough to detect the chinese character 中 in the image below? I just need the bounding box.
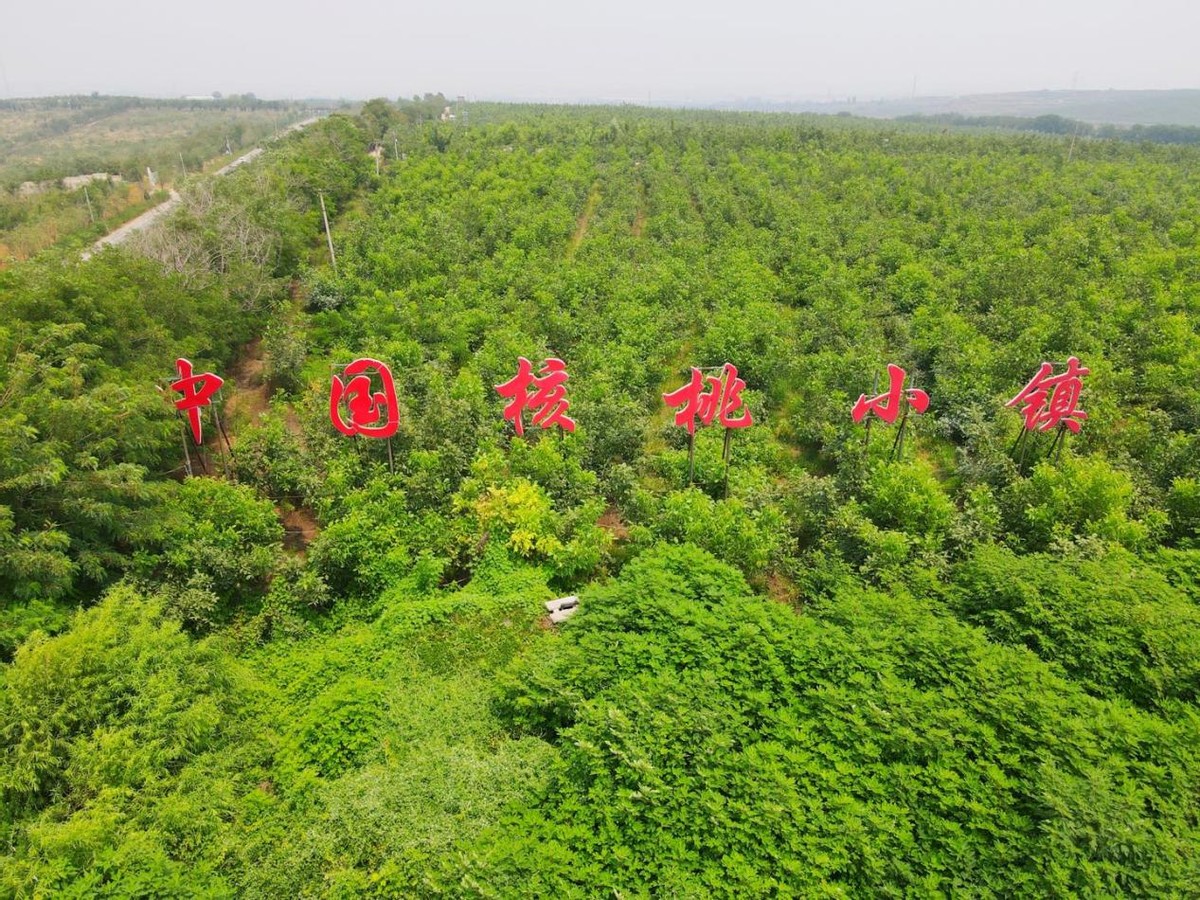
[495,357,577,436]
[852,364,929,425]
[1007,356,1090,433]
[330,357,400,438]
[663,363,753,434]
[171,358,224,444]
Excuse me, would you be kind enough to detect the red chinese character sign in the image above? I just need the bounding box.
[330,358,400,439]
[852,364,928,460]
[1007,356,1089,434]
[1007,356,1089,468]
[663,363,754,434]
[662,363,753,489]
[495,357,576,436]
[852,364,929,425]
[171,358,224,444]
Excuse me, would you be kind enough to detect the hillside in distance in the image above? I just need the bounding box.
[0,95,327,262]
[726,88,1200,126]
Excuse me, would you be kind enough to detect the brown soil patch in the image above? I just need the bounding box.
[763,571,800,608]
[282,505,319,553]
[284,406,305,440]
[223,337,270,432]
[597,505,630,541]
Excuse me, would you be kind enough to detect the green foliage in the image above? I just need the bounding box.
[282,677,386,778]
[1004,456,1150,551]
[951,543,1200,709]
[231,409,321,503]
[0,252,248,646]
[862,459,956,544]
[262,319,308,395]
[480,544,1200,897]
[1166,477,1200,547]
[637,488,784,574]
[144,478,282,628]
[0,587,234,812]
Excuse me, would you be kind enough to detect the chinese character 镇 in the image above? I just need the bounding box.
[663,363,753,434]
[852,364,929,425]
[495,357,576,435]
[1007,356,1090,433]
[330,358,400,438]
[171,357,225,444]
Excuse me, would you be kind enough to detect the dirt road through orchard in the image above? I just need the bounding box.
[82,115,322,259]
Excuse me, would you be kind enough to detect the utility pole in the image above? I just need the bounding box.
[83,186,96,224]
[179,151,187,178]
[319,191,338,274]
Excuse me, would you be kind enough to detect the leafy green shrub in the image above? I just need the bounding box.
[231,411,321,503]
[308,480,419,598]
[861,459,956,544]
[282,677,386,778]
[1004,457,1148,551]
[262,320,308,395]
[951,543,1200,708]
[144,478,282,628]
[1166,477,1200,547]
[0,586,236,813]
[480,544,1200,897]
[645,489,784,575]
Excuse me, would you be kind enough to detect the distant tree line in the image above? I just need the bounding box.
[0,95,298,114]
[898,112,1200,145]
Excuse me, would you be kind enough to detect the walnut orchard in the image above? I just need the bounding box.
[170,355,1091,446]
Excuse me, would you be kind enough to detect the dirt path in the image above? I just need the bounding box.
[567,183,601,258]
[222,337,270,430]
[283,506,319,553]
[81,190,181,258]
[632,207,647,237]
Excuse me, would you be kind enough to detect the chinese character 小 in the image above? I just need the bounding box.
[852,364,929,425]
[171,358,224,444]
[330,358,400,438]
[495,357,576,436]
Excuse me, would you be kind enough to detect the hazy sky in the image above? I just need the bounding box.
[2,0,1196,102]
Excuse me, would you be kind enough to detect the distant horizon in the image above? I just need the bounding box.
[5,85,1198,107]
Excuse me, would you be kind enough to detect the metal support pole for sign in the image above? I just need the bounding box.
[177,414,194,478]
[1048,423,1067,463]
[890,399,911,462]
[863,370,879,450]
[319,191,338,275]
[212,402,234,458]
[722,427,732,499]
[191,436,209,476]
[687,431,696,486]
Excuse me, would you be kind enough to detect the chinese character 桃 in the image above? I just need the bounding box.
[663,363,754,434]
